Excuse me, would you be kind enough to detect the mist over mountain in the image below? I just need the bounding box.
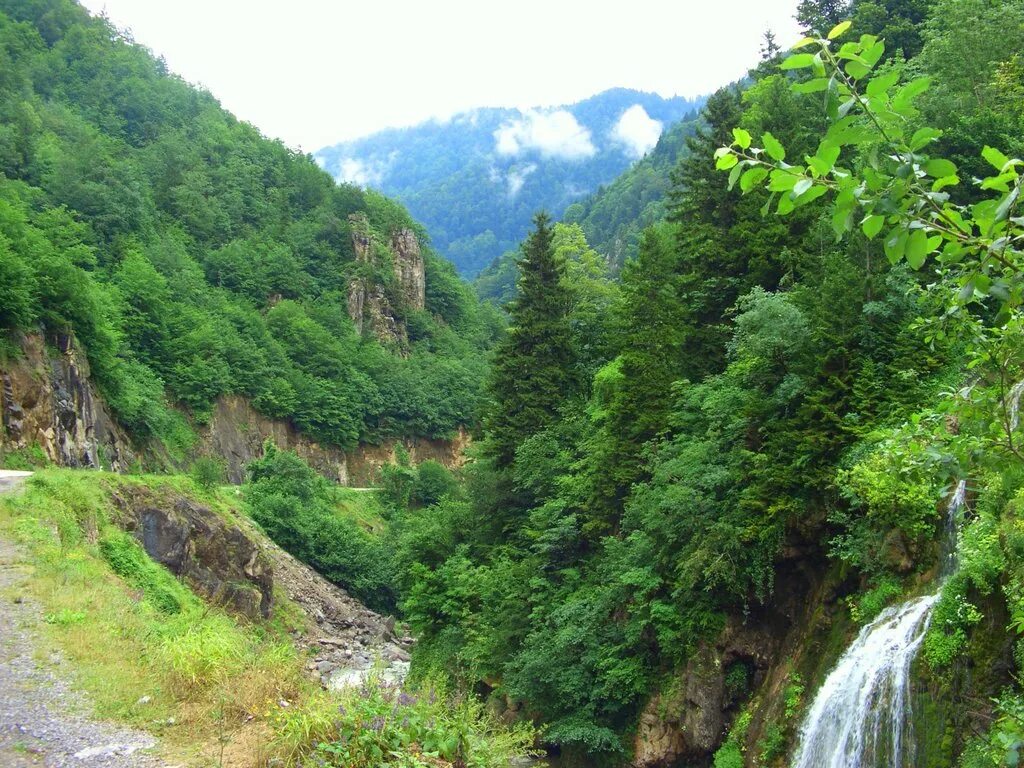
[315,88,705,276]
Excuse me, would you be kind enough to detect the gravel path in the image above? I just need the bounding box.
[0,472,168,767]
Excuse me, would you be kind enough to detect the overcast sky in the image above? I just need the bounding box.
[79,0,801,153]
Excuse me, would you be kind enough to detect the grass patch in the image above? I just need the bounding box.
[0,469,537,767]
[0,469,311,766]
[332,487,388,535]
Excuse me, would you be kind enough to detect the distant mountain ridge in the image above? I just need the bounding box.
[315,88,705,276]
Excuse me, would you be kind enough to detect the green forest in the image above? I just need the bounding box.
[0,0,500,462]
[3,0,1024,767]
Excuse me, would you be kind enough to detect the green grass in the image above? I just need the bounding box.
[331,487,387,535]
[0,469,313,766]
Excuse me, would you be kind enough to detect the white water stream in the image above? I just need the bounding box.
[790,480,966,768]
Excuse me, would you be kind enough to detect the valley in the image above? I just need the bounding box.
[2,0,1024,767]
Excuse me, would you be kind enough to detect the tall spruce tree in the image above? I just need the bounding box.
[485,212,576,468]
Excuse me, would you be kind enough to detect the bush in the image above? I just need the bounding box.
[189,456,225,491]
[412,460,457,506]
[289,673,538,768]
[245,443,395,611]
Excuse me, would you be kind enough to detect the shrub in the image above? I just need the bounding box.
[189,456,225,491]
[286,673,538,768]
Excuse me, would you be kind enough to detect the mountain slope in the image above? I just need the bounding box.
[0,0,499,464]
[316,89,705,276]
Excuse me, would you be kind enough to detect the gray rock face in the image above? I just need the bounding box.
[110,487,274,619]
[0,333,134,471]
[391,228,425,311]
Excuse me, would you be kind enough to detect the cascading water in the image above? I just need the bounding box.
[790,480,967,768]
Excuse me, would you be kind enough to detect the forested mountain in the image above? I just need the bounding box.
[315,89,705,276]
[474,114,702,304]
[6,0,1024,767]
[562,113,702,268]
[0,0,499,461]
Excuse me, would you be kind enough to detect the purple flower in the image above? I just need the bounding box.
[398,692,416,707]
[371,716,385,732]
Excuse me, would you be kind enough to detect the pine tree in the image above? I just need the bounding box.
[485,212,576,468]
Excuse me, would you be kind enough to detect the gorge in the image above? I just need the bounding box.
[2,0,1024,767]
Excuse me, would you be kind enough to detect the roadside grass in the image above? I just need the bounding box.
[0,469,316,766]
[0,469,539,768]
[331,487,387,535]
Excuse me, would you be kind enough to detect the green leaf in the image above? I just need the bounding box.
[981,171,1018,192]
[768,169,798,192]
[762,132,786,162]
[905,229,930,269]
[792,36,818,49]
[982,145,1011,171]
[866,70,900,98]
[909,127,941,151]
[923,158,957,178]
[861,214,885,239]
[727,160,745,190]
[794,184,828,207]
[782,53,816,70]
[716,152,738,171]
[732,128,752,150]
[932,175,960,192]
[792,78,831,94]
[861,40,885,67]
[883,227,908,265]
[845,60,870,80]
[812,52,827,77]
[793,178,813,197]
[777,193,796,215]
[807,141,841,176]
[891,77,931,113]
[739,166,769,193]
[828,20,852,39]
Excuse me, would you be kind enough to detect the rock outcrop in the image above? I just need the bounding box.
[0,333,135,471]
[390,228,425,311]
[344,214,427,349]
[2,334,470,487]
[200,395,469,486]
[632,560,829,767]
[109,484,274,619]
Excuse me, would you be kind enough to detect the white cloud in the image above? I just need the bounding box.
[334,153,397,187]
[494,109,596,160]
[507,163,537,197]
[611,104,663,158]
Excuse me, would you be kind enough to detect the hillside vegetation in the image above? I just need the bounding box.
[391,0,1024,764]
[0,0,499,462]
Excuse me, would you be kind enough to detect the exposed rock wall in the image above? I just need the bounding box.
[391,228,425,311]
[109,484,274,619]
[345,213,426,348]
[2,334,470,487]
[0,333,135,471]
[200,394,469,486]
[632,558,832,767]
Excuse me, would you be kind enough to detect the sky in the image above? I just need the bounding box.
[79,0,802,153]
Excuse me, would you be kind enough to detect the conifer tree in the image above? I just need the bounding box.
[485,212,576,468]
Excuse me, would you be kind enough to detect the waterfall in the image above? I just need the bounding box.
[790,481,966,768]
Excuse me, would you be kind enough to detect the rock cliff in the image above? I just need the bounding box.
[1,334,469,486]
[345,213,426,349]
[200,394,469,485]
[0,334,135,472]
